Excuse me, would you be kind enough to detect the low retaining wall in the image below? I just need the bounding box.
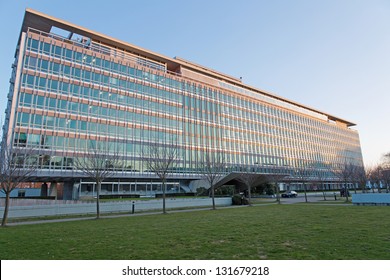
[352,193,390,206]
[0,197,232,219]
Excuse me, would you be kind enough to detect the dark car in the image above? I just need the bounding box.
[281,191,298,198]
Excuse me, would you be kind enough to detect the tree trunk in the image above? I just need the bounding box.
[96,181,101,219]
[211,185,216,210]
[247,185,252,206]
[162,179,167,214]
[322,183,326,201]
[303,183,308,203]
[275,183,281,204]
[1,191,11,227]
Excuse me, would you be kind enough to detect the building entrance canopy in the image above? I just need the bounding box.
[214,171,290,189]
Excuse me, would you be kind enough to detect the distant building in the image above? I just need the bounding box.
[2,9,364,199]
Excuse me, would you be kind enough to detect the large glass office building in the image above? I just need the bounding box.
[3,9,363,198]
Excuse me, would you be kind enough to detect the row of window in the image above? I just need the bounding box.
[26,37,182,89]
[18,92,181,130]
[16,112,180,141]
[13,135,332,176]
[23,56,181,103]
[14,124,357,171]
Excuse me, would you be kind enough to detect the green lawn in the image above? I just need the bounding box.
[0,204,389,259]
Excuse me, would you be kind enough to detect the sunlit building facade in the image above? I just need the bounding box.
[3,9,364,198]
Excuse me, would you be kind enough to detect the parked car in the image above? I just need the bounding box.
[281,191,298,198]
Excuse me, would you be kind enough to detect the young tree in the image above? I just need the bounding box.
[333,161,354,202]
[381,168,390,193]
[366,164,383,193]
[238,166,262,206]
[380,153,390,193]
[311,162,331,201]
[199,150,226,210]
[0,143,37,226]
[293,164,312,203]
[265,172,288,204]
[141,141,177,214]
[352,165,368,193]
[74,140,122,219]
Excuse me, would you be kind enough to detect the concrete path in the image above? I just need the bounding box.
[4,194,351,226]
[4,204,254,226]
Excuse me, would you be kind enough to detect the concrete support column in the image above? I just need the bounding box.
[49,182,57,200]
[40,182,48,197]
[63,181,75,200]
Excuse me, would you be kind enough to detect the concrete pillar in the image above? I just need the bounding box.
[49,182,57,200]
[63,181,76,200]
[40,182,48,197]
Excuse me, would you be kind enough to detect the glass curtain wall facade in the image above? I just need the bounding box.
[3,9,364,197]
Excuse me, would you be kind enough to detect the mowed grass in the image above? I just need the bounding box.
[0,204,389,259]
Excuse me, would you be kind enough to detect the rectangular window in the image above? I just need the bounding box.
[31,39,39,51]
[41,60,49,71]
[43,43,51,54]
[54,46,62,58]
[27,56,37,68]
[21,113,30,124]
[63,65,71,77]
[38,77,47,89]
[28,134,40,145]
[45,116,54,128]
[65,49,72,60]
[34,114,42,126]
[50,80,58,91]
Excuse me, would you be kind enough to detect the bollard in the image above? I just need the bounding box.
[132,201,135,214]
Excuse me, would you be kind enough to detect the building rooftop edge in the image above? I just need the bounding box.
[21,8,356,127]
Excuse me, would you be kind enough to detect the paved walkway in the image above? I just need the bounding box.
[4,204,253,226]
[4,195,351,226]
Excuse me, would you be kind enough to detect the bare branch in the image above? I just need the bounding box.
[199,149,226,210]
[73,140,122,218]
[140,141,178,214]
[238,167,266,206]
[0,143,38,226]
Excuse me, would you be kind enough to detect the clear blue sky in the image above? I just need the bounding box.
[0,0,389,165]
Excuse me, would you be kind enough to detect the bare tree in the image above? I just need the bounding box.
[382,169,390,193]
[366,164,383,193]
[316,170,327,201]
[333,161,355,202]
[141,141,177,214]
[0,143,37,226]
[380,153,390,193]
[238,166,263,206]
[74,140,122,219]
[199,150,226,210]
[293,164,312,203]
[311,162,331,201]
[265,172,286,204]
[352,165,368,193]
